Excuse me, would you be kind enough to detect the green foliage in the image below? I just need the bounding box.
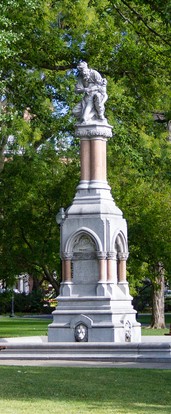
[108,134,171,279]
[0,0,171,301]
[0,290,51,314]
[0,291,12,314]
[0,146,79,288]
[133,281,152,312]
[165,297,171,312]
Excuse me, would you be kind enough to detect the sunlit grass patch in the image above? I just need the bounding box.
[0,316,51,337]
[0,367,171,414]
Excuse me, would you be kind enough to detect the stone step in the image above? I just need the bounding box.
[0,342,170,362]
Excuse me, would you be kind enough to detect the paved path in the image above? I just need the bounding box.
[0,359,171,369]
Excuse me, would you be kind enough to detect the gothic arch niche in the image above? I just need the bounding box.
[73,233,96,255]
[66,229,101,295]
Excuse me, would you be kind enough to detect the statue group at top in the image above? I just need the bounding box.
[73,61,108,124]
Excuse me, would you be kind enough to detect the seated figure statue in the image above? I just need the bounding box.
[73,61,108,124]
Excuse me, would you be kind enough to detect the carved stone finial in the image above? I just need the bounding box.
[73,61,108,124]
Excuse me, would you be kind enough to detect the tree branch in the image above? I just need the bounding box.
[42,264,59,295]
[120,0,171,46]
[20,227,34,253]
[19,60,74,73]
[0,135,8,173]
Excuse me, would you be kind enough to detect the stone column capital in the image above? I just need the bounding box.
[107,252,117,260]
[97,251,107,260]
[62,253,73,260]
[118,253,129,261]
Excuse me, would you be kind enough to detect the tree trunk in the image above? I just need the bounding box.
[42,265,59,296]
[32,274,41,291]
[0,134,8,173]
[0,144,6,173]
[151,264,165,328]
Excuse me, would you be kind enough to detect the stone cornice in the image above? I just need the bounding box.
[75,123,113,138]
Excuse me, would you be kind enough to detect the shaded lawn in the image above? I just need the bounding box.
[0,366,170,414]
[139,313,171,336]
[138,313,171,326]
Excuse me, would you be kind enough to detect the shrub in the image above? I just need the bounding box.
[0,290,52,314]
[0,291,12,314]
[165,297,171,312]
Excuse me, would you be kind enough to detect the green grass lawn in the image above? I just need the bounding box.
[141,327,169,335]
[138,313,171,336]
[0,366,170,414]
[0,316,51,338]
[0,314,171,338]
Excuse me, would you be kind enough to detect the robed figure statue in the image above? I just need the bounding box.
[73,61,108,124]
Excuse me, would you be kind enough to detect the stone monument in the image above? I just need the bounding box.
[48,61,141,343]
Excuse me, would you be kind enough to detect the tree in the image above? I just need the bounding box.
[0,1,171,325]
[108,125,171,328]
[0,146,79,293]
[0,0,72,171]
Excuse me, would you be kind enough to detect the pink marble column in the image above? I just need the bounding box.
[101,138,107,181]
[65,260,72,282]
[118,253,128,283]
[63,254,72,282]
[80,139,91,181]
[90,138,106,181]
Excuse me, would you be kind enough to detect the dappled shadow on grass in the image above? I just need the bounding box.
[0,367,171,413]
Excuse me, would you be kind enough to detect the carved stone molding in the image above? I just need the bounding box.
[62,253,73,260]
[73,234,96,252]
[72,252,97,260]
[124,320,132,342]
[97,251,107,260]
[74,323,88,342]
[118,253,128,261]
[75,123,113,138]
[107,252,117,260]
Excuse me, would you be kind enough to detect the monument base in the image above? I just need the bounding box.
[48,295,141,343]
